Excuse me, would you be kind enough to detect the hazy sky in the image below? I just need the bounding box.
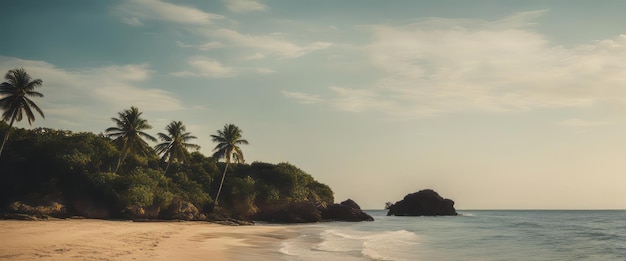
[2,0,626,209]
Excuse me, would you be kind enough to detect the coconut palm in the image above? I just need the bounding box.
[210,123,248,205]
[154,121,200,176]
[0,68,44,158]
[105,106,156,173]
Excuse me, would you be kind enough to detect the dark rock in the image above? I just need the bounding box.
[124,205,161,220]
[340,199,361,210]
[160,198,201,220]
[1,213,42,221]
[320,202,374,222]
[71,199,110,219]
[386,189,457,216]
[212,219,255,226]
[205,206,233,222]
[254,202,321,223]
[230,198,258,221]
[7,201,67,217]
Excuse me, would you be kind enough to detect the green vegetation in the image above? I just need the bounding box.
[210,124,249,206]
[0,68,45,158]
[105,106,157,173]
[154,121,200,176]
[0,68,334,220]
[0,122,334,220]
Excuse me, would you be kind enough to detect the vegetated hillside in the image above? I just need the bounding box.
[0,122,334,220]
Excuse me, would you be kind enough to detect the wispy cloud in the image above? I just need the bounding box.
[246,53,266,60]
[300,11,626,118]
[557,118,615,127]
[281,91,323,104]
[205,28,333,58]
[122,17,143,26]
[198,41,223,50]
[176,41,193,48]
[222,0,267,13]
[118,0,223,25]
[172,57,236,78]
[0,56,184,129]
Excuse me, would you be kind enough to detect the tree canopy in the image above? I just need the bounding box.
[105,106,156,173]
[154,121,200,176]
[0,122,334,220]
[211,123,249,205]
[0,68,44,158]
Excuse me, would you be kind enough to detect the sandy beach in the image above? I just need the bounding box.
[0,219,291,260]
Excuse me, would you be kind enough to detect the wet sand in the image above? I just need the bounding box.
[0,219,290,260]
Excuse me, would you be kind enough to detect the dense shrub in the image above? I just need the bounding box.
[0,123,335,219]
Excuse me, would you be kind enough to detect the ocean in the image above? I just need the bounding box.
[274,210,626,260]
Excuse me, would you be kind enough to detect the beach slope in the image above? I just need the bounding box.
[0,219,289,260]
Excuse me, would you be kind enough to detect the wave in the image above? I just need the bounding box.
[317,229,420,260]
[361,230,421,261]
[279,228,421,260]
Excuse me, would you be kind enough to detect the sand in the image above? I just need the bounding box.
[0,219,291,260]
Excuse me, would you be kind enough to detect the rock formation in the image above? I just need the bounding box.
[386,189,457,216]
[254,201,322,223]
[254,199,374,223]
[320,199,374,222]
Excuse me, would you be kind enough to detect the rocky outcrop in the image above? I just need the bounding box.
[320,199,374,222]
[160,198,201,220]
[71,199,111,219]
[386,189,457,216]
[254,202,322,223]
[340,199,361,210]
[123,206,161,220]
[254,199,374,223]
[1,201,68,220]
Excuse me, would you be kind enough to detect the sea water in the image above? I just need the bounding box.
[275,210,626,260]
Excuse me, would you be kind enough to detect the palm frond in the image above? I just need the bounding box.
[24,97,44,119]
[0,68,44,125]
[153,120,198,165]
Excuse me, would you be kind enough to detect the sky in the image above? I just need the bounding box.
[1,0,626,209]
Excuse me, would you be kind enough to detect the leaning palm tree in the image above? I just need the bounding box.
[0,68,44,158]
[210,123,248,205]
[154,121,200,176]
[105,106,156,173]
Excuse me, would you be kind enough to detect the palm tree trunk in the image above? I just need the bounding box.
[213,163,229,206]
[0,114,17,159]
[114,150,128,173]
[163,158,171,176]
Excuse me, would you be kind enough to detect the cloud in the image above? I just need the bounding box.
[281,91,323,104]
[557,118,615,127]
[246,53,265,60]
[222,0,267,13]
[118,0,223,25]
[205,28,333,58]
[119,0,328,59]
[302,12,626,118]
[172,57,236,78]
[198,41,223,50]
[0,56,184,129]
[122,17,143,26]
[176,41,193,48]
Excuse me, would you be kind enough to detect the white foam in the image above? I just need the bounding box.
[314,229,364,252]
[361,230,421,261]
[279,228,421,260]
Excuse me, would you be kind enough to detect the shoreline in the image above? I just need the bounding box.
[0,219,292,260]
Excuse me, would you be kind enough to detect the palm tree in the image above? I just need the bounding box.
[154,121,200,176]
[105,106,156,173]
[211,123,248,205]
[0,68,44,158]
